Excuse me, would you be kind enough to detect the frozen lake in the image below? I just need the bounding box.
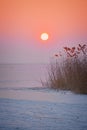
[0,64,87,130]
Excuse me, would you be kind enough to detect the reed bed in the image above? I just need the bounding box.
[47,44,87,94]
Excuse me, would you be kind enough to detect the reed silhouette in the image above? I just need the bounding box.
[47,44,87,94]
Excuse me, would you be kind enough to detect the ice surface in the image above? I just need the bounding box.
[0,96,87,130]
[0,64,87,130]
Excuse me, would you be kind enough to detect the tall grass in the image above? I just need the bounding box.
[47,44,87,94]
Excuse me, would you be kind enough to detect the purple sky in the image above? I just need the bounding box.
[0,0,87,63]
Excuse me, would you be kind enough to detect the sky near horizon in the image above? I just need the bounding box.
[0,0,87,63]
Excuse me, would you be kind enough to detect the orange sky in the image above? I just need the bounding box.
[0,0,87,63]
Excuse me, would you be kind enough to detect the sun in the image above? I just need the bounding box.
[41,33,49,41]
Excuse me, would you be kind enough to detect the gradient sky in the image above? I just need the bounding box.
[0,0,87,63]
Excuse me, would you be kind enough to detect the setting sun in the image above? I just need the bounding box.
[41,33,49,41]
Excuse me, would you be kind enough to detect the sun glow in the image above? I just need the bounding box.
[41,33,49,41]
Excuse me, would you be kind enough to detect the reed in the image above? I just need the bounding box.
[47,44,87,94]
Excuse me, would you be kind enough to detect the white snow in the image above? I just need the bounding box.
[0,89,87,130]
[0,64,87,130]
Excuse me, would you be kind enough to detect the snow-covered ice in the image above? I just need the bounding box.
[0,88,87,130]
[0,64,87,130]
